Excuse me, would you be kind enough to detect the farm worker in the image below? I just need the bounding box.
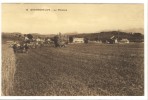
[12,44,17,53]
[12,41,18,53]
[24,43,29,53]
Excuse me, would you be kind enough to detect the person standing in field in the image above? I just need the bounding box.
[24,43,29,53]
[12,41,18,53]
[12,44,17,53]
[84,37,89,44]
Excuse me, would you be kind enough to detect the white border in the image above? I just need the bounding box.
[0,0,147,99]
[144,0,148,99]
[0,1,2,97]
[0,0,146,3]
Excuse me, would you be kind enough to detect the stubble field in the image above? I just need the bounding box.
[5,43,144,96]
[2,44,16,95]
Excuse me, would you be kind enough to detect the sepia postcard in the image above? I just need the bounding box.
[0,0,147,100]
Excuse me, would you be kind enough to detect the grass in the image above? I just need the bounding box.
[10,43,144,96]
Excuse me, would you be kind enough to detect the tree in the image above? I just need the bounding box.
[69,36,73,43]
[27,34,33,40]
[53,35,60,47]
[133,33,142,37]
[132,33,144,42]
[84,37,89,44]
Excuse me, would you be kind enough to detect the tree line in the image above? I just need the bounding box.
[2,31,144,43]
[69,31,144,42]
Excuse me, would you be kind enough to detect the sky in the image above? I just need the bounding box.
[2,3,144,34]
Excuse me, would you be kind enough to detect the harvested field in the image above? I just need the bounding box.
[2,44,16,95]
[10,43,144,96]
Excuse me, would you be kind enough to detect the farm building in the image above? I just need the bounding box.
[115,39,118,43]
[73,38,84,43]
[24,36,29,41]
[119,38,129,43]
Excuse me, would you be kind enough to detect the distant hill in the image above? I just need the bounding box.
[122,28,144,34]
[2,29,144,43]
[69,30,144,42]
[64,32,79,35]
[29,33,55,38]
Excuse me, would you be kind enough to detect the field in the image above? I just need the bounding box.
[2,44,16,95]
[3,43,144,96]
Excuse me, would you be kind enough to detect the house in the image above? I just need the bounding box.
[119,38,129,43]
[115,39,118,43]
[73,38,84,43]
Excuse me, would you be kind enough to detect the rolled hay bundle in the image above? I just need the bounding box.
[2,44,16,96]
